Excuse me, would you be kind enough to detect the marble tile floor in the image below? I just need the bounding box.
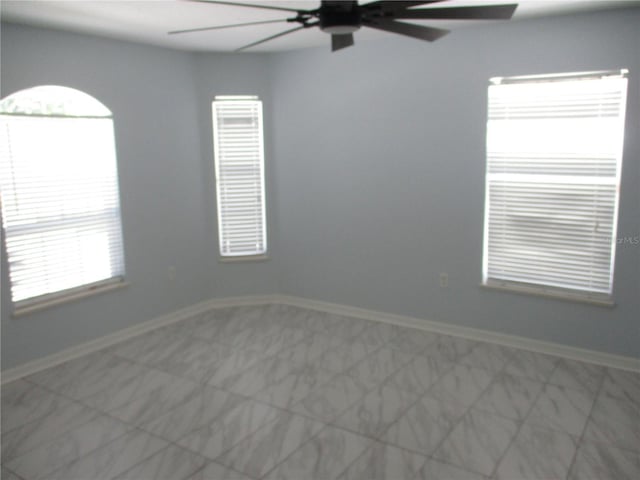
[2,304,639,480]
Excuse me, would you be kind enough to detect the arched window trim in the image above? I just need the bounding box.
[0,85,112,118]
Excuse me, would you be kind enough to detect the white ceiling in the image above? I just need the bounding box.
[1,0,638,53]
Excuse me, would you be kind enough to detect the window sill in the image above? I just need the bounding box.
[480,281,615,308]
[218,254,270,264]
[12,279,129,317]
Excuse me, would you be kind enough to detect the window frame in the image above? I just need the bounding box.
[0,86,127,314]
[212,95,268,260]
[481,70,628,306]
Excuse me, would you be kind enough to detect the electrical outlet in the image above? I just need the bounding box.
[439,272,448,288]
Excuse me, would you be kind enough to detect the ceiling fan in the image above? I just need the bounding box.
[170,1,518,52]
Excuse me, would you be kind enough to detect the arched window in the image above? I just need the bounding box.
[0,86,126,311]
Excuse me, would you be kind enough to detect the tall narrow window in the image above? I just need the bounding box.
[212,96,267,257]
[483,70,628,303]
[0,86,126,311]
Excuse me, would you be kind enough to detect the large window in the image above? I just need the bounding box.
[483,70,628,304]
[0,86,126,312]
[212,96,267,258]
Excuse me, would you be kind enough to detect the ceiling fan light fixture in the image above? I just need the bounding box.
[321,24,361,34]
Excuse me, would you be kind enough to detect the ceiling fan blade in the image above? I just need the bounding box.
[361,1,445,12]
[363,19,449,42]
[192,0,306,13]
[331,33,354,51]
[395,4,518,20]
[235,25,306,51]
[169,18,288,35]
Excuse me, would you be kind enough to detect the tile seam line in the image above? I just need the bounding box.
[249,336,405,479]
[564,369,608,479]
[487,356,558,479]
[427,350,514,478]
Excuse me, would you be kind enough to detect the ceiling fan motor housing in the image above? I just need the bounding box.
[319,2,362,34]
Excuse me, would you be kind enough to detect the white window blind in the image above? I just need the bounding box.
[0,86,126,309]
[483,71,628,301]
[212,96,267,257]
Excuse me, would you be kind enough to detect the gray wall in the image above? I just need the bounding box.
[270,8,640,358]
[0,24,278,369]
[192,52,281,297]
[2,7,639,370]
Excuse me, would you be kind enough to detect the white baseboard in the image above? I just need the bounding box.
[275,295,640,373]
[1,294,279,384]
[3,293,638,384]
